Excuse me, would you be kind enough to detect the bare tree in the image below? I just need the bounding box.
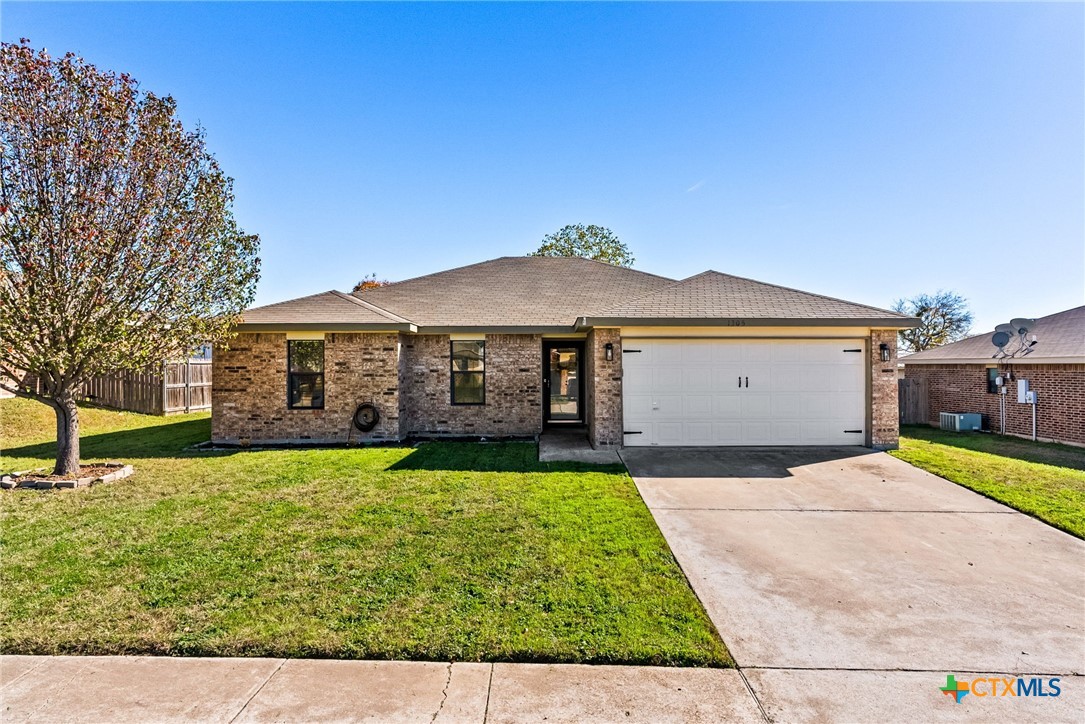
[893,291,973,354]
[0,40,260,474]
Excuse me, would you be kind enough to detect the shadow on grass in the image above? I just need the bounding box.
[1,417,215,463]
[901,425,1085,471]
[387,441,627,474]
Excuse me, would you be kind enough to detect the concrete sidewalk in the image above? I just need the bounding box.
[1,655,764,723]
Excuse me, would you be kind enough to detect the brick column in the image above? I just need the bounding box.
[870,329,899,449]
[587,328,623,449]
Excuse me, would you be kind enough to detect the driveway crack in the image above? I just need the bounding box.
[430,661,453,723]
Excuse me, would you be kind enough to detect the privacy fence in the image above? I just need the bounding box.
[897,377,928,425]
[79,360,212,415]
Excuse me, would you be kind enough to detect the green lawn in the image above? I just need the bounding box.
[0,397,729,666]
[891,425,1085,539]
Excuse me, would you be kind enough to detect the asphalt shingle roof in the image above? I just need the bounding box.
[241,291,411,327]
[353,256,675,328]
[238,257,919,330]
[903,306,1085,363]
[590,271,914,323]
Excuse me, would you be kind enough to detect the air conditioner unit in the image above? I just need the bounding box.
[939,412,982,432]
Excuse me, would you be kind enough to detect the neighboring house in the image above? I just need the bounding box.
[212,256,917,449]
[902,306,1085,445]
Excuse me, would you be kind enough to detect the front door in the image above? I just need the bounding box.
[543,342,584,424]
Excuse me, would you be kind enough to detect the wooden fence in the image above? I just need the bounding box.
[79,360,212,415]
[898,377,928,425]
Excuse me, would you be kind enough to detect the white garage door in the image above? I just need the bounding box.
[622,339,866,446]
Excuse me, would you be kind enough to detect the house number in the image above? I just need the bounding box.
[726,319,747,326]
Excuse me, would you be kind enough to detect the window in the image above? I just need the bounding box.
[451,340,485,404]
[288,340,324,409]
[986,368,1000,394]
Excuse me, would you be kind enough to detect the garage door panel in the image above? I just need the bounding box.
[741,393,772,418]
[684,395,713,417]
[622,339,867,447]
[684,422,715,445]
[772,392,803,417]
[832,365,863,391]
[772,421,803,444]
[655,346,684,364]
[714,421,743,443]
[743,421,772,444]
[772,344,804,363]
[713,395,743,417]
[625,394,653,417]
[625,367,652,389]
[772,365,805,391]
[682,367,713,391]
[653,368,683,391]
[743,345,773,364]
[712,366,745,390]
[653,395,683,417]
[711,345,744,364]
[654,422,684,445]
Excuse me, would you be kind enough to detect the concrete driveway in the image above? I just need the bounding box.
[621,447,1085,723]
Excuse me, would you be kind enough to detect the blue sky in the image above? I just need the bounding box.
[4,2,1082,333]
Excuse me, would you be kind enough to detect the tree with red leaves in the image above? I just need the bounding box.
[0,40,261,475]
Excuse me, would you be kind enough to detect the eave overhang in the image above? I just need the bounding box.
[235,322,417,333]
[575,316,921,330]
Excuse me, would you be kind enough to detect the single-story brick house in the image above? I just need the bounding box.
[213,256,918,449]
[901,305,1085,446]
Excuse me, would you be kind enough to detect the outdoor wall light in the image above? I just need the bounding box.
[604,342,614,361]
[879,342,891,362]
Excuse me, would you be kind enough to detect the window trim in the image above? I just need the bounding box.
[287,339,325,410]
[450,339,486,406]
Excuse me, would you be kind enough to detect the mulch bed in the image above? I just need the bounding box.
[2,463,134,490]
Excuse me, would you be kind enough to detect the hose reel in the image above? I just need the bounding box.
[352,403,380,432]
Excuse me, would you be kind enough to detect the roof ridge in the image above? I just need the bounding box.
[354,257,503,292]
[329,290,414,324]
[245,290,340,312]
[597,272,701,315]
[356,256,675,297]
[556,254,677,282]
[696,269,911,318]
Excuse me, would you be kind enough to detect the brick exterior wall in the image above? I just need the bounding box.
[587,328,623,449]
[870,329,900,450]
[399,334,542,437]
[904,363,1085,445]
[212,332,400,444]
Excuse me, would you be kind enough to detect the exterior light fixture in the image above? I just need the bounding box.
[879,342,891,362]
[604,342,614,361]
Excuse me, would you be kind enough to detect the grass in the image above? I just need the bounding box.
[0,397,730,666]
[891,425,1085,539]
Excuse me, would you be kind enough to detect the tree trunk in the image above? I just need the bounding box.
[53,395,81,476]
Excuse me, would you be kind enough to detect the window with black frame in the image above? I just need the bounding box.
[288,340,325,409]
[986,368,1000,394]
[451,340,485,405]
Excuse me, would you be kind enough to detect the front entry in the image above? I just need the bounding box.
[543,341,584,424]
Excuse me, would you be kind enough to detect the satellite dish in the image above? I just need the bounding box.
[991,330,1011,356]
[994,323,1016,335]
[1010,318,1036,335]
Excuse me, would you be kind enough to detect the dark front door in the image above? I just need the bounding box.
[543,341,584,424]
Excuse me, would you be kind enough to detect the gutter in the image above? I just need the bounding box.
[575,316,921,330]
